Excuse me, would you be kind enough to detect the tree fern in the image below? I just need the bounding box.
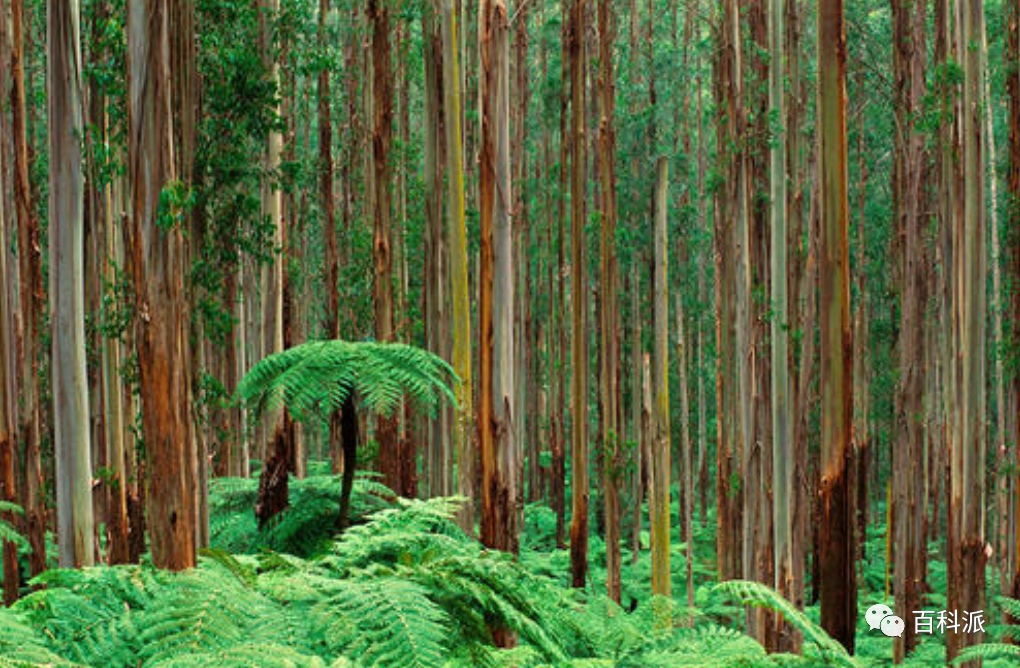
[711,580,857,667]
[235,340,457,422]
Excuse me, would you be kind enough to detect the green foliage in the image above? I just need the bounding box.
[711,580,855,668]
[950,596,1020,667]
[235,339,458,423]
[209,472,394,556]
[0,493,870,668]
[0,501,28,551]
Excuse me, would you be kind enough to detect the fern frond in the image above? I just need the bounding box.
[952,642,1020,665]
[711,580,856,667]
[0,501,27,551]
[312,575,450,668]
[146,642,329,668]
[235,340,458,423]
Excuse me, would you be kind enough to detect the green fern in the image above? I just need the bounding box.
[235,339,458,422]
[312,575,449,668]
[0,500,27,551]
[209,472,394,556]
[711,580,857,667]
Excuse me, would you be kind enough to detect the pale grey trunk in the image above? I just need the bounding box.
[49,0,96,568]
[769,0,793,613]
[490,1,517,533]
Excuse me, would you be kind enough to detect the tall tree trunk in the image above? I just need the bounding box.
[675,294,694,610]
[478,0,518,558]
[596,0,621,604]
[786,0,809,637]
[948,0,987,663]
[890,0,927,659]
[0,135,18,603]
[567,0,589,590]
[127,0,196,571]
[817,0,856,651]
[101,124,130,564]
[49,0,96,569]
[440,0,475,531]
[423,3,451,498]
[12,0,45,578]
[769,0,794,649]
[255,0,294,526]
[368,0,398,493]
[650,158,671,605]
[630,267,644,564]
[1006,0,1020,609]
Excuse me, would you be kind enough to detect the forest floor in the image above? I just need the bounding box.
[0,462,1013,667]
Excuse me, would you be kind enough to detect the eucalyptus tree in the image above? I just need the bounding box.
[567,0,590,590]
[817,0,856,650]
[12,0,46,577]
[769,0,794,647]
[439,0,475,531]
[49,0,96,569]
[948,0,988,663]
[478,0,518,555]
[127,0,196,571]
[890,0,928,659]
[651,158,671,603]
[367,0,400,495]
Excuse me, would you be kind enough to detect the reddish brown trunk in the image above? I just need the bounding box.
[1005,0,1020,616]
[890,0,928,659]
[367,0,399,495]
[817,0,856,651]
[128,0,197,571]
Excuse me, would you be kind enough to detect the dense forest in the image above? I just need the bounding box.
[0,0,1018,666]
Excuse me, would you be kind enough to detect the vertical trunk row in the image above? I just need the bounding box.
[568,0,589,589]
[948,0,987,663]
[675,294,694,609]
[423,3,451,498]
[1007,0,1020,607]
[768,0,794,649]
[786,0,809,638]
[440,0,475,531]
[650,158,671,603]
[368,0,398,493]
[321,0,337,340]
[0,117,18,602]
[127,0,196,571]
[254,0,294,526]
[49,0,96,569]
[12,0,46,578]
[890,0,927,660]
[817,0,856,651]
[478,0,517,556]
[596,0,621,604]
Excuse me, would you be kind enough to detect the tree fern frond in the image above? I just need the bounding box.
[235,340,458,424]
[0,501,27,551]
[643,623,768,668]
[712,580,856,667]
[146,642,328,668]
[313,576,450,668]
[952,642,1020,665]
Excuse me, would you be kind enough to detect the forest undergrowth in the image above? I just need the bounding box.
[0,465,1014,668]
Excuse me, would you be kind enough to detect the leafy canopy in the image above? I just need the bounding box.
[234,339,458,423]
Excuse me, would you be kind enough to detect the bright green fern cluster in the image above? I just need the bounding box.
[209,471,394,556]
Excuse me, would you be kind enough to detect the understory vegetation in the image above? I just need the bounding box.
[0,473,1015,668]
